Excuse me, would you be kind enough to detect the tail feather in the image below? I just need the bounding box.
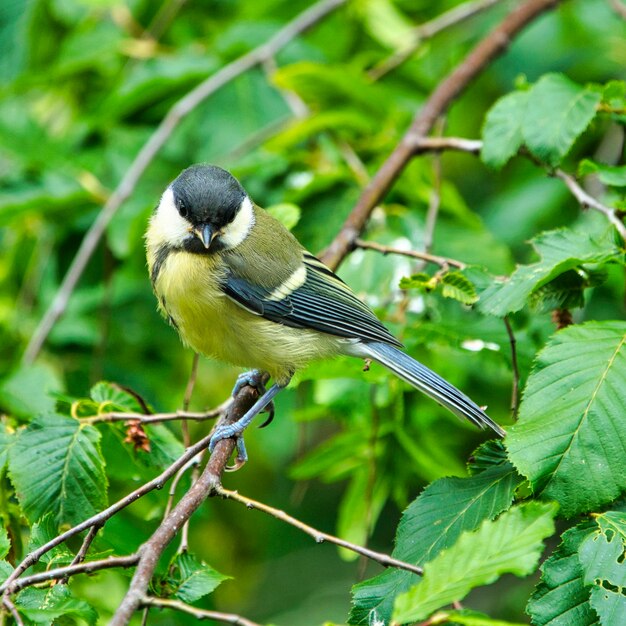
[360,342,505,437]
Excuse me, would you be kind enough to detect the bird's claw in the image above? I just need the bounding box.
[209,425,248,471]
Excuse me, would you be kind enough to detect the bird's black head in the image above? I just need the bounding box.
[169,164,248,252]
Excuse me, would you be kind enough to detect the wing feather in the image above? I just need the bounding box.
[221,252,401,347]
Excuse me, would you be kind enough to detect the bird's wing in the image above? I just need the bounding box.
[222,251,402,347]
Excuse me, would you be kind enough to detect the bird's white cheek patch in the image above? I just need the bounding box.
[150,187,191,247]
[267,265,307,301]
[220,196,255,249]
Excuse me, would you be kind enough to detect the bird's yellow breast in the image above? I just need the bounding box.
[147,246,348,384]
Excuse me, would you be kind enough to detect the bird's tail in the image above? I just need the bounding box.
[361,342,505,437]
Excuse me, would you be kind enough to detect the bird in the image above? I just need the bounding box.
[146,164,504,463]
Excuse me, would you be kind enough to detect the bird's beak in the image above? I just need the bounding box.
[194,223,216,249]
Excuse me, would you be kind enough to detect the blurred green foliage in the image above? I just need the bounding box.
[1,0,626,624]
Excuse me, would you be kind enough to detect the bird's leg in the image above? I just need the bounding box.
[209,380,288,464]
[232,370,275,427]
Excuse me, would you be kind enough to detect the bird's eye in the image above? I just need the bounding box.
[178,201,188,218]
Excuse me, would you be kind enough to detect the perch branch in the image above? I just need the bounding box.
[22,0,347,364]
[321,0,564,270]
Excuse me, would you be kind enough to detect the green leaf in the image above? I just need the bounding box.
[479,228,623,317]
[579,511,626,588]
[441,271,478,305]
[27,514,74,566]
[528,523,598,626]
[507,322,626,517]
[0,526,9,560]
[399,272,436,291]
[0,363,63,419]
[9,414,107,526]
[90,381,145,413]
[169,552,229,603]
[523,73,601,166]
[589,586,626,625]
[579,159,626,187]
[350,462,522,624]
[16,585,97,625]
[267,203,301,230]
[393,502,557,623]
[356,0,415,51]
[0,422,15,471]
[481,91,529,169]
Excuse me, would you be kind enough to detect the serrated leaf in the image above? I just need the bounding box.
[523,73,601,166]
[16,585,97,625]
[589,586,626,626]
[528,523,599,626]
[579,512,626,588]
[90,381,145,413]
[481,91,529,169]
[399,272,436,291]
[479,229,623,317]
[579,159,626,187]
[267,203,301,230]
[27,514,74,566]
[507,322,626,517]
[467,440,509,475]
[441,271,478,305]
[350,462,522,624]
[393,502,557,623]
[169,552,229,603]
[9,414,107,526]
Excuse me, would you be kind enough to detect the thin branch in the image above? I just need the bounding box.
[110,386,261,626]
[370,0,504,80]
[181,352,201,449]
[9,556,139,593]
[355,239,466,270]
[22,0,347,364]
[2,597,24,626]
[216,486,423,576]
[1,430,217,595]
[552,169,626,241]
[141,597,262,626]
[321,0,564,270]
[415,136,483,154]
[79,401,230,425]
[503,316,520,419]
[60,524,102,585]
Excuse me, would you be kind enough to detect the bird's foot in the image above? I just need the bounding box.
[231,370,275,428]
[209,381,286,467]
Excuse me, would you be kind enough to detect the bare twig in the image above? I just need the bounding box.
[414,136,483,154]
[355,239,466,270]
[9,556,139,593]
[503,316,520,419]
[552,169,626,241]
[79,401,230,425]
[110,386,261,626]
[181,352,201,449]
[215,486,423,576]
[321,0,564,271]
[60,524,102,585]
[1,431,216,595]
[141,596,262,626]
[22,0,347,364]
[2,597,24,626]
[370,0,504,80]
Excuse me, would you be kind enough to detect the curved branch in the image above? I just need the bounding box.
[110,385,260,626]
[141,597,262,626]
[321,0,564,270]
[22,0,347,365]
[216,486,423,576]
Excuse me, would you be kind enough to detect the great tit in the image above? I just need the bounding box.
[146,164,504,459]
